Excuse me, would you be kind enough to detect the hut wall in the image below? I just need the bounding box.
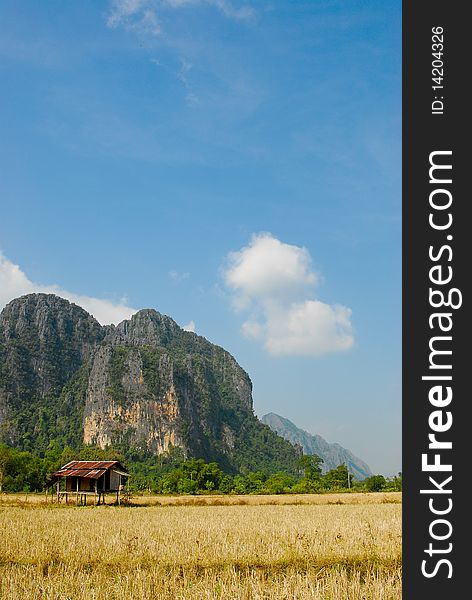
[76,478,95,492]
[110,470,121,491]
[64,476,104,492]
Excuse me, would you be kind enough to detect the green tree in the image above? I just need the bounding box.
[264,472,295,494]
[383,472,402,491]
[200,462,223,491]
[219,475,234,494]
[0,445,44,492]
[160,470,181,494]
[323,464,350,490]
[0,444,11,492]
[297,454,323,480]
[177,476,198,494]
[364,475,387,492]
[78,445,125,462]
[232,471,266,494]
[291,477,322,494]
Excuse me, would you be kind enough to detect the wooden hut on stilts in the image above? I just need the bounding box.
[46,461,129,505]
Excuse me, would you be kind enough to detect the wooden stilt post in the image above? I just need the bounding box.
[76,478,79,506]
[56,480,59,504]
[94,481,97,506]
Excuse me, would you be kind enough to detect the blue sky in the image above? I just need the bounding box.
[0,0,401,475]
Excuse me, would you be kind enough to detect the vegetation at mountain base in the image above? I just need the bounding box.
[0,441,402,495]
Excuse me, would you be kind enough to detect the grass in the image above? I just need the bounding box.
[0,493,402,599]
[0,491,402,507]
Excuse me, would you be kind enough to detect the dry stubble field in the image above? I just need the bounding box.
[0,492,401,600]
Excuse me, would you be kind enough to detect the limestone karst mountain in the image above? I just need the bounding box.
[0,294,299,474]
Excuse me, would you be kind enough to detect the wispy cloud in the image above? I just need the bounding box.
[164,0,254,21]
[106,0,254,38]
[222,233,354,357]
[107,0,162,36]
[182,319,196,332]
[0,251,137,325]
[177,59,199,105]
[168,269,190,281]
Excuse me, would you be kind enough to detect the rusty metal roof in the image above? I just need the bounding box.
[54,467,106,479]
[50,460,128,480]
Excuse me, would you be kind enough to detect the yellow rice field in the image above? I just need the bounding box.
[0,493,402,599]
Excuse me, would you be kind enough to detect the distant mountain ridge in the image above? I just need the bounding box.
[261,412,372,480]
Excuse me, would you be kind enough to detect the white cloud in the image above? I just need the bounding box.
[223,233,354,357]
[106,0,253,37]
[0,251,137,325]
[261,300,353,357]
[225,232,317,302]
[241,319,262,339]
[182,319,196,332]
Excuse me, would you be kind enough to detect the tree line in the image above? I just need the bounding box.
[0,442,401,495]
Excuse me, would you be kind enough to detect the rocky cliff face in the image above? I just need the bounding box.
[0,294,104,449]
[0,294,298,474]
[261,412,372,480]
